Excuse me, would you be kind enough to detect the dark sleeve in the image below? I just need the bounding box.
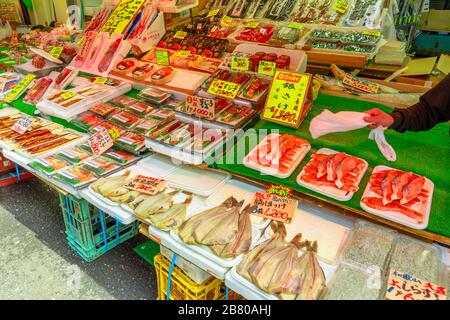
[390,74,450,132]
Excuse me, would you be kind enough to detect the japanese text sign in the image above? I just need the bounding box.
[258,61,276,76]
[156,50,170,66]
[11,116,33,134]
[88,127,113,156]
[207,9,219,17]
[100,0,145,35]
[125,175,167,195]
[231,56,249,71]
[245,21,259,28]
[342,75,379,93]
[262,71,312,128]
[333,0,349,13]
[207,79,241,99]
[174,31,187,39]
[4,74,36,103]
[288,22,304,29]
[176,50,191,58]
[61,91,76,100]
[266,184,293,198]
[93,77,108,84]
[220,15,233,28]
[253,192,297,223]
[385,269,447,300]
[363,31,382,37]
[186,95,216,120]
[50,46,63,59]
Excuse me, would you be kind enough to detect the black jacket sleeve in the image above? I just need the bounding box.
[390,74,450,132]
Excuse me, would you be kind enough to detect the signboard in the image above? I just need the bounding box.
[207,9,219,17]
[262,71,312,128]
[176,50,191,58]
[173,31,187,39]
[100,0,146,35]
[93,77,108,84]
[385,269,447,300]
[333,0,349,13]
[231,56,250,71]
[155,50,170,66]
[186,95,216,120]
[11,116,33,134]
[266,184,293,198]
[4,74,36,103]
[61,91,76,100]
[207,79,241,99]
[258,61,276,76]
[125,175,167,196]
[252,192,297,223]
[220,16,233,28]
[288,22,304,29]
[245,21,259,29]
[342,75,379,93]
[88,127,113,156]
[50,46,64,59]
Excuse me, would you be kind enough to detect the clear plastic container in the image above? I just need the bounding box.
[388,235,442,284]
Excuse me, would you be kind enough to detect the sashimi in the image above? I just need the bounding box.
[401,176,426,205]
[301,174,358,192]
[362,197,423,223]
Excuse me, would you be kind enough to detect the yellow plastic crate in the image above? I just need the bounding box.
[154,253,225,300]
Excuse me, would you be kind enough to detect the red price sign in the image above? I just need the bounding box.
[186,95,216,120]
[125,175,167,196]
[252,192,297,223]
[207,79,241,99]
[88,127,113,156]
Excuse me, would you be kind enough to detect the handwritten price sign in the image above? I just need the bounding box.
[342,75,379,93]
[207,9,219,17]
[174,31,187,39]
[385,269,447,300]
[88,127,113,156]
[156,50,170,66]
[231,56,249,71]
[258,61,276,76]
[333,0,349,13]
[125,175,167,196]
[61,91,76,100]
[207,79,241,99]
[4,73,36,103]
[220,15,233,28]
[245,21,259,29]
[50,46,63,59]
[252,192,297,223]
[186,95,216,120]
[100,0,146,35]
[11,116,33,134]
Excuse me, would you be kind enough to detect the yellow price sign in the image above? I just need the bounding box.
[50,46,64,59]
[262,71,312,128]
[61,91,76,100]
[245,21,260,29]
[174,31,187,39]
[258,61,276,76]
[4,74,36,103]
[93,77,108,84]
[155,50,170,66]
[333,0,349,13]
[207,80,241,99]
[231,56,249,71]
[100,0,146,35]
[288,22,304,29]
[207,9,219,17]
[363,31,382,37]
[176,50,191,57]
[76,36,84,46]
[108,127,121,140]
[220,15,233,28]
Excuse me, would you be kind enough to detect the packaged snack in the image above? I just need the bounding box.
[109,110,142,129]
[114,131,146,152]
[54,165,97,187]
[29,155,71,174]
[138,87,171,104]
[70,111,104,131]
[263,0,297,21]
[80,156,120,176]
[342,44,376,53]
[102,149,139,165]
[310,29,344,41]
[342,31,381,45]
[57,146,92,164]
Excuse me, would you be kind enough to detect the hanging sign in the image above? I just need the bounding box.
[155,50,170,66]
[125,175,167,196]
[50,46,64,59]
[173,31,188,39]
[186,95,216,120]
[207,79,241,99]
[385,269,447,300]
[245,21,259,29]
[258,60,276,76]
[333,0,349,13]
[100,0,146,35]
[11,116,33,134]
[88,127,114,156]
[262,71,312,128]
[207,9,220,17]
[252,192,297,223]
[4,73,36,103]
[231,56,250,71]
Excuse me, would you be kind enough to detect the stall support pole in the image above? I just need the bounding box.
[166,253,177,300]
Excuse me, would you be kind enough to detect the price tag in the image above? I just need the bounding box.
[363,31,382,37]
[231,56,249,71]
[288,22,304,29]
[125,175,167,196]
[50,46,63,59]
[207,9,219,17]
[100,0,146,35]
[174,31,187,39]
[176,50,191,58]
[244,21,259,29]
[207,79,241,99]
[76,36,84,46]
[88,127,113,156]
[342,75,379,93]
[4,73,36,103]
[61,91,76,100]
[11,116,33,134]
[333,0,349,13]
[186,95,216,120]
[252,192,297,223]
[108,127,121,140]
[385,269,447,300]
[93,77,108,84]
[266,184,293,198]
[258,60,276,76]
[220,15,233,28]
[155,50,170,66]
[262,71,312,128]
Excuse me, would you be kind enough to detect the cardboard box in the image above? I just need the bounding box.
[419,10,450,32]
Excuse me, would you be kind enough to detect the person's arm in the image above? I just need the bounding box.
[390,74,450,132]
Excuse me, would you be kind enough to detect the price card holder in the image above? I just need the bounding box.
[11,116,33,134]
[125,175,167,196]
[156,50,170,66]
[186,95,216,120]
[88,127,113,156]
[252,192,297,223]
[50,47,64,59]
[231,56,249,71]
[258,61,276,76]
[207,79,241,99]
[262,71,313,128]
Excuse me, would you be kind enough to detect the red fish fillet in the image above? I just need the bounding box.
[401,176,426,205]
[381,170,401,205]
[301,174,358,192]
[336,156,358,188]
[391,171,413,201]
[362,197,423,223]
[326,153,346,181]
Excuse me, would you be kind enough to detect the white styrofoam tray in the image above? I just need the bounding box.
[136,153,180,178]
[360,165,433,230]
[296,148,368,202]
[243,133,311,179]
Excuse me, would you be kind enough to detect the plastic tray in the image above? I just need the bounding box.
[243,133,311,179]
[137,153,180,178]
[296,148,368,202]
[360,165,433,230]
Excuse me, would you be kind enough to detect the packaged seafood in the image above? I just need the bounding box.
[138,87,171,104]
[202,68,252,90]
[70,111,104,131]
[97,35,123,73]
[297,149,368,201]
[237,76,270,103]
[263,0,297,21]
[360,166,433,228]
[54,66,78,89]
[131,63,156,80]
[108,111,142,129]
[163,123,194,147]
[80,156,120,176]
[57,146,92,164]
[102,149,139,165]
[90,121,126,140]
[152,108,176,119]
[132,117,166,135]
[244,133,311,179]
[125,101,156,118]
[188,128,225,153]
[307,40,341,50]
[22,77,53,105]
[215,104,254,127]
[113,58,138,74]
[108,95,137,109]
[114,131,146,152]
[161,99,185,112]
[151,66,175,85]
[342,31,381,45]
[235,24,275,43]
[342,44,375,53]
[29,155,71,174]
[309,29,344,41]
[89,102,118,117]
[269,25,304,46]
[53,165,97,188]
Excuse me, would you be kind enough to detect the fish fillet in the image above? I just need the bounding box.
[335,156,358,188]
[326,153,346,181]
[381,170,401,205]
[391,172,412,201]
[401,176,426,205]
[362,197,423,223]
